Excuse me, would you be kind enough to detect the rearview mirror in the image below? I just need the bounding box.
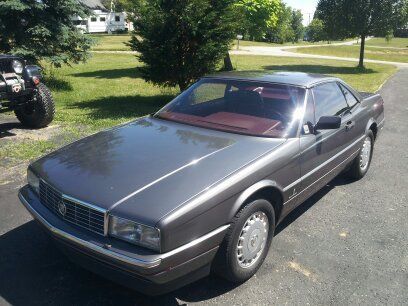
[314,116,341,131]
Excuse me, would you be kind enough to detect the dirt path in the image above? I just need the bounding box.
[0,113,82,187]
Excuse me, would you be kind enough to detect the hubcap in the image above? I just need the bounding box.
[236,211,269,269]
[360,136,372,171]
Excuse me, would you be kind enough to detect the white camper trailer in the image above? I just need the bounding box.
[74,0,128,33]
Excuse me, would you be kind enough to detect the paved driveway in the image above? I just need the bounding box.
[0,70,407,305]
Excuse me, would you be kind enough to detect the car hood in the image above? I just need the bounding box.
[31,117,285,225]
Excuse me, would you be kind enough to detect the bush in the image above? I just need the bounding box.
[129,0,237,90]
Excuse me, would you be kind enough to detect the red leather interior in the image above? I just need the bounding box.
[159,111,283,136]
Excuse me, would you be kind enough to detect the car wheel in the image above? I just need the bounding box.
[347,130,374,180]
[213,199,275,283]
[15,83,55,128]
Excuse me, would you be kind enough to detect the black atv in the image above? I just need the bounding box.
[0,55,55,128]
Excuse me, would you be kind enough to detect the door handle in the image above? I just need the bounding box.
[345,121,355,131]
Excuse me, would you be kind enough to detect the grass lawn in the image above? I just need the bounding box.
[90,34,132,51]
[293,45,408,63]
[90,34,315,51]
[233,40,313,48]
[231,55,396,93]
[1,53,396,163]
[364,37,408,48]
[89,34,354,51]
[52,53,395,127]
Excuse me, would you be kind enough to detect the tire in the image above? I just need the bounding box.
[347,130,374,180]
[213,199,275,283]
[15,83,55,128]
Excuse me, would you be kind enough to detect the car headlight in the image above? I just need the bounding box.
[109,216,160,251]
[27,169,39,194]
[12,60,23,74]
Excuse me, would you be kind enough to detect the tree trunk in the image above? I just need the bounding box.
[223,52,233,71]
[358,34,366,68]
[178,79,188,92]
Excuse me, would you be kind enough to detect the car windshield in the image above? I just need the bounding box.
[155,78,306,138]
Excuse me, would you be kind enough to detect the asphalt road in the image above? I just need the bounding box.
[0,69,407,305]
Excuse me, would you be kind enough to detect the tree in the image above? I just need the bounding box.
[291,9,304,42]
[101,0,129,12]
[236,0,281,41]
[267,4,294,43]
[385,30,394,43]
[316,0,408,68]
[315,0,347,42]
[129,0,237,91]
[307,18,325,42]
[0,0,93,67]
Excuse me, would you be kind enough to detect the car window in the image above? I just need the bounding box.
[156,79,306,138]
[302,92,315,135]
[312,82,349,119]
[339,83,359,108]
[191,83,226,104]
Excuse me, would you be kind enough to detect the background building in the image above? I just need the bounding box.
[73,0,130,33]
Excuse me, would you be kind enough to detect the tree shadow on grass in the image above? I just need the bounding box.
[44,77,73,92]
[69,94,175,121]
[261,65,376,75]
[71,67,143,79]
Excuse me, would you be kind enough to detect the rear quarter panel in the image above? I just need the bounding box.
[360,92,385,136]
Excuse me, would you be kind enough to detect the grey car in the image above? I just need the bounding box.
[19,72,384,295]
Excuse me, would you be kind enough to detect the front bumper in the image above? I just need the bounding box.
[18,185,229,295]
[0,78,34,101]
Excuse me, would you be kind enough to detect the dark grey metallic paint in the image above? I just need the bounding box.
[19,72,384,294]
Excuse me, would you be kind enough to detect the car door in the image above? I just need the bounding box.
[298,82,351,198]
[337,82,366,150]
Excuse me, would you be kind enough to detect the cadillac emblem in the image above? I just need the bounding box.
[58,200,67,216]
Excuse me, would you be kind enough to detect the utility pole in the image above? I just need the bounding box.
[108,0,114,34]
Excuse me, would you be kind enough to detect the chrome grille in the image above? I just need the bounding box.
[39,180,106,235]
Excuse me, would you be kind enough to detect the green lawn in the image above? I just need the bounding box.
[90,34,315,51]
[90,34,132,51]
[49,53,395,129]
[364,37,408,48]
[231,55,395,93]
[233,40,313,48]
[51,53,178,129]
[293,45,408,63]
[1,53,396,162]
[89,34,354,51]
[233,38,356,48]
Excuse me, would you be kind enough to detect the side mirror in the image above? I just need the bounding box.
[314,116,341,131]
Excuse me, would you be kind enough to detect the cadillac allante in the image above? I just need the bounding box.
[19,72,384,295]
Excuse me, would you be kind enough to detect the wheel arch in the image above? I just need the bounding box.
[365,118,378,140]
[230,180,284,224]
